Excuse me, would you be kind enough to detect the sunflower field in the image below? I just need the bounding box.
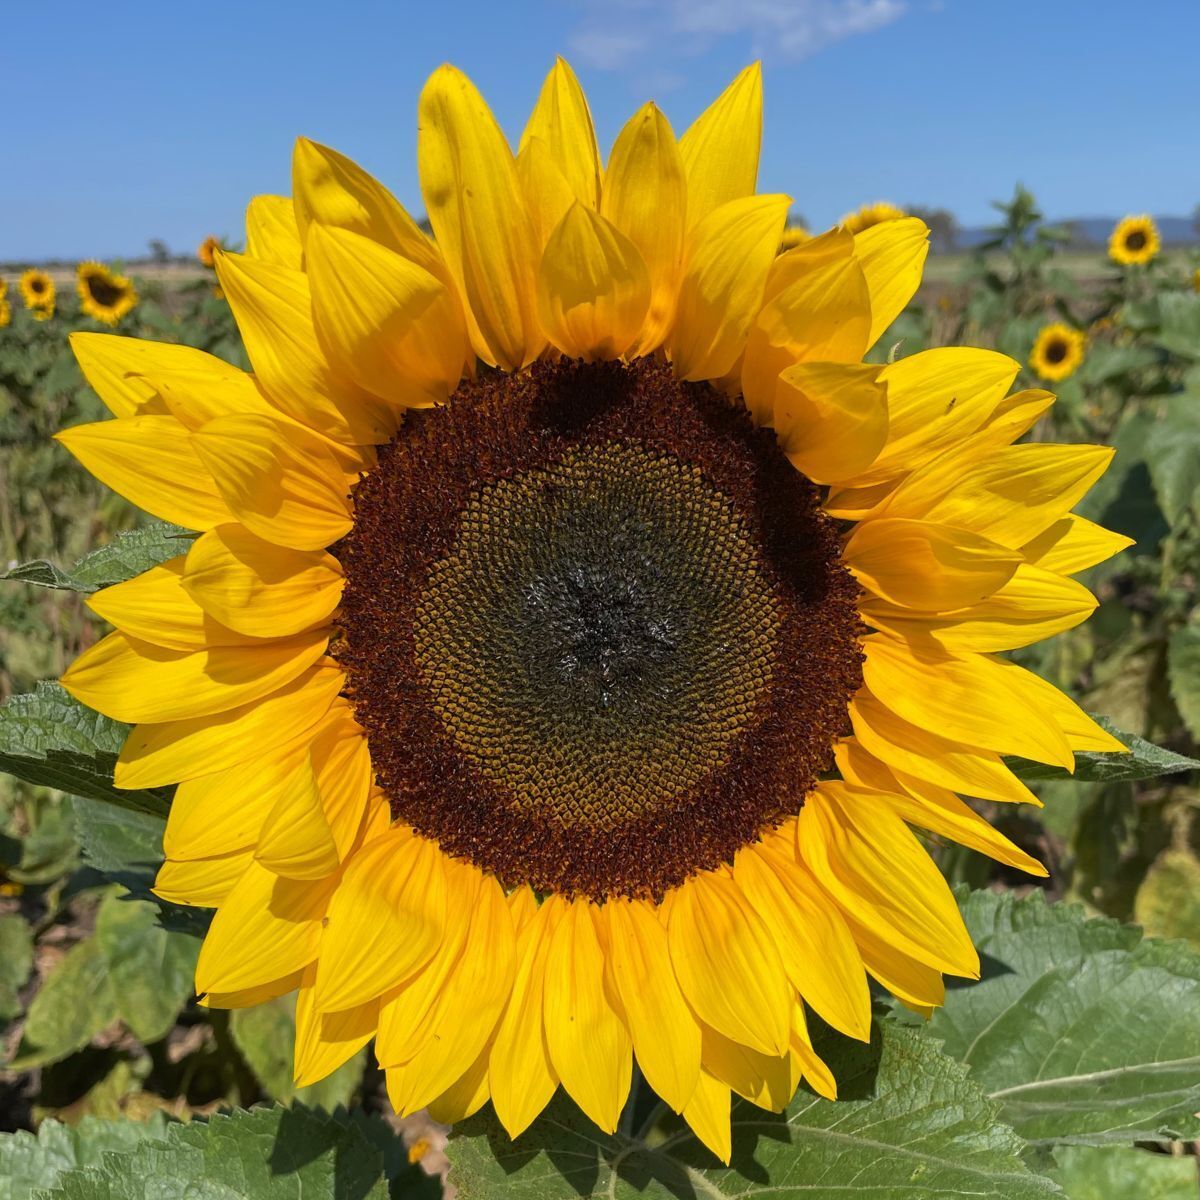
[1,63,1200,1200]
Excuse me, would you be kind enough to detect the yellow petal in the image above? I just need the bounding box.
[245,195,303,270]
[670,194,790,382]
[56,415,232,530]
[385,873,516,1115]
[255,755,340,880]
[62,627,328,724]
[774,361,888,484]
[536,203,649,361]
[791,1004,837,1101]
[844,518,1022,610]
[418,64,543,370]
[600,103,687,354]
[314,828,446,1013]
[200,971,302,1010]
[849,690,1039,806]
[115,662,344,789]
[667,871,791,1056]
[88,556,260,651]
[142,366,284,433]
[861,562,1097,652]
[969,387,1057,449]
[490,895,562,1139]
[306,222,466,407]
[851,917,946,1012]
[740,233,871,423]
[701,1018,799,1113]
[602,897,701,1113]
[993,659,1128,754]
[519,58,601,210]
[835,741,1047,876]
[214,249,393,444]
[861,634,1073,768]
[195,858,335,994]
[182,524,343,639]
[191,414,353,552]
[678,64,762,230]
[425,1043,492,1125]
[853,217,929,347]
[294,964,378,1087]
[879,442,1115,550]
[1022,514,1135,575]
[516,135,577,249]
[543,898,632,1134]
[850,347,1021,487]
[734,843,871,1041]
[310,702,374,859]
[799,784,979,979]
[153,851,252,907]
[681,1069,732,1165]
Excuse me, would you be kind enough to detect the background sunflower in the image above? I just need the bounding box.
[76,261,139,325]
[19,268,55,318]
[1029,321,1086,380]
[1109,214,1160,265]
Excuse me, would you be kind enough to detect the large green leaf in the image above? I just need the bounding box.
[0,1114,171,1200]
[1167,626,1200,739]
[1005,714,1200,782]
[0,913,33,1021]
[35,1105,434,1200]
[1,523,190,593]
[924,889,1200,1146]
[1154,292,1200,360]
[1145,397,1200,526]
[446,1023,1060,1199]
[0,684,169,818]
[1049,1145,1197,1200]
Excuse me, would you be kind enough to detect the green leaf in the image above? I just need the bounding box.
[1048,1145,1197,1200]
[0,1114,171,1200]
[1,523,190,593]
[1154,292,1200,360]
[0,683,170,818]
[923,889,1200,1146]
[36,1105,406,1200]
[230,993,365,1109]
[447,1022,1060,1199]
[0,913,34,1021]
[1167,626,1200,739]
[1145,398,1200,526]
[94,891,199,1044]
[1135,849,1200,950]
[10,936,119,1068]
[1006,713,1200,782]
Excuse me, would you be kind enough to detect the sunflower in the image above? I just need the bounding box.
[1029,322,1086,382]
[1109,214,1160,266]
[19,268,55,318]
[778,223,809,252]
[0,298,10,329]
[198,235,222,268]
[1192,266,1200,294]
[77,261,138,326]
[841,201,906,234]
[57,60,1127,1164]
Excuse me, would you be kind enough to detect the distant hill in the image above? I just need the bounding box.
[955,215,1197,250]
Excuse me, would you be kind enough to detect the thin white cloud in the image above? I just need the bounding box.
[569,0,909,73]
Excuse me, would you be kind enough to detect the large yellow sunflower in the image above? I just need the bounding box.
[57,60,1128,1163]
[1109,214,1160,266]
[19,268,55,319]
[77,261,139,326]
[1029,322,1086,382]
[841,201,906,234]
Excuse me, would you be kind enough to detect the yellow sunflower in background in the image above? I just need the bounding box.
[198,235,223,268]
[20,268,55,319]
[1109,214,1160,265]
[77,261,139,326]
[778,223,810,252]
[0,298,10,329]
[1030,322,1086,382]
[1191,266,1200,293]
[57,59,1128,1164]
[841,201,906,234]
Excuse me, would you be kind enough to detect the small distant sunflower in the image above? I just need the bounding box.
[0,298,10,329]
[0,275,8,299]
[58,61,1126,1164]
[778,224,810,252]
[198,236,223,268]
[1191,266,1200,293]
[1109,215,1159,266]
[1030,322,1086,382]
[841,201,906,234]
[77,262,139,326]
[19,269,55,318]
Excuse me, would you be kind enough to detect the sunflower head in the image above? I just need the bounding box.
[55,59,1127,1164]
[1192,266,1200,294]
[1029,322,1086,381]
[19,268,55,315]
[1109,214,1160,266]
[77,261,138,326]
[0,298,10,329]
[778,224,810,252]
[841,201,906,234]
[198,235,223,268]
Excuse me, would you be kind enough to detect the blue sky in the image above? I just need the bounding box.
[5,0,1199,260]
